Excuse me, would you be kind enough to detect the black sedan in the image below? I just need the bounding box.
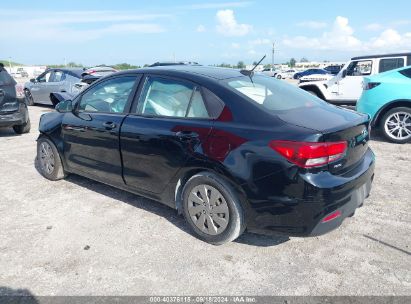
[0,64,30,134]
[36,66,375,244]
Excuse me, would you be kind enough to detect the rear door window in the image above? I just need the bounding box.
[399,68,411,78]
[379,58,405,73]
[137,77,216,119]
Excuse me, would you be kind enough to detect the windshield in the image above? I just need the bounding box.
[225,75,324,112]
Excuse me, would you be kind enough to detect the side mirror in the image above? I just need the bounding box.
[342,70,347,78]
[30,78,36,83]
[55,99,73,113]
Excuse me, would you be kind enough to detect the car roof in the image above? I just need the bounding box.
[116,65,245,81]
[351,52,411,60]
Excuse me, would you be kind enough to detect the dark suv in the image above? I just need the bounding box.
[0,64,30,134]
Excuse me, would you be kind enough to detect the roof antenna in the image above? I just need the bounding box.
[240,55,266,77]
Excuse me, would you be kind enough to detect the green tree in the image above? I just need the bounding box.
[289,58,296,67]
[112,63,140,70]
[237,61,245,69]
[217,63,232,68]
[300,57,309,62]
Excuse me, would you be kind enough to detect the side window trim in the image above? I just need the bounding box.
[75,74,141,115]
[184,86,199,118]
[133,75,214,120]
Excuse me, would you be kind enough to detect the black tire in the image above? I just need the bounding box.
[24,90,34,106]
[182,172,245,245]
[276,75,282,79]
[13,117,31,134]
[37,137,66,180]
[380,107,411,144]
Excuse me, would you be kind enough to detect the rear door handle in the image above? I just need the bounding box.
[102,122,116,129]
[175,131,199,140]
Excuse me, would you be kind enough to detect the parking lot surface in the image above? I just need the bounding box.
[0,105,410,296]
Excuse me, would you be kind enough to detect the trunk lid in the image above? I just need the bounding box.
[277,104,370,173]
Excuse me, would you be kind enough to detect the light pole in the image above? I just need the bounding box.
[272,42,275,68]
[8,57,12,72]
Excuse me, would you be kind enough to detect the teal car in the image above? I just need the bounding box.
[357,66,411,143]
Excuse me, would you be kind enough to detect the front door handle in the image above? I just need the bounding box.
[64,125,85,132]
[102,122,116,129]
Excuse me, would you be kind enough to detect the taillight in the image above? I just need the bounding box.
[88,70,96,74]
[269,140,347,168]
[363,82,380,90]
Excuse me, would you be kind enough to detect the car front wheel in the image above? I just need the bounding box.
[37,137,66,180]
[182,172,245,245]
[276,75,282,79]
[381,107,411,144]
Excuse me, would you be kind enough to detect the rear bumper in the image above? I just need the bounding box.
[309,176,372,236]
[244,148,375,236]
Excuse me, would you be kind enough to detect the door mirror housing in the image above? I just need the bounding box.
[30,78,36,83]
[341,70,347,78]
[55,99,73,113]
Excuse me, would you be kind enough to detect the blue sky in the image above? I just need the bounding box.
[1,0,411,66]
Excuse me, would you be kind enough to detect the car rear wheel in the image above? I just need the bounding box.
[24,90,34,106]
[13,117,31,134]
[182,172,245,245]
[37,137,66,180]
[276,75,282,79]
[381,107,411,144]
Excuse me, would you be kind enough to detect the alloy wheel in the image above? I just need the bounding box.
[39,141,55,175]
[384,111,411,141]
[187,184,229,236]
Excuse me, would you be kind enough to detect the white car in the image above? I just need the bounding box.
[275,69,297,79]
[299,52,411,104]
[260,68,277,77]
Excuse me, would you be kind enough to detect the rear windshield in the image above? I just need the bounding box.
[225,75,323,112]
[0,69,16,86]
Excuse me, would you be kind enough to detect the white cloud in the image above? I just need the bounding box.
[370,29,406,48]
[231,42,240,48]
[283,16,411,53]
[249,38,271,46]
[196,25,206,32]
[296,21,327,29]
[365,23,383,31]
[283,16,361,50]
[216,9,252,36]
[0,10,168,42]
